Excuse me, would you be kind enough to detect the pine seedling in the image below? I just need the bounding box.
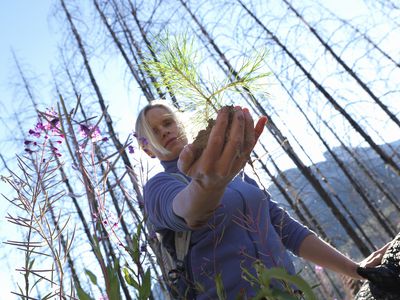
[142,32,271,129]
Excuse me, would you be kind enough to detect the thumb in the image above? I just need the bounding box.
[177,144,195,175]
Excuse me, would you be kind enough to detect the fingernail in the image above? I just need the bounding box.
[243,108,249,113]
[219,106,228,113]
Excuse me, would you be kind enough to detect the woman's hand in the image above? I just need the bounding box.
[178,106,267,190]
[356,241,400,293]
[359,241,391,268]
[173,106,267,228]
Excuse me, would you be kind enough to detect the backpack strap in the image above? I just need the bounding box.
[175,231,191,266]
[167,173,195,299]
[169,173,192,263]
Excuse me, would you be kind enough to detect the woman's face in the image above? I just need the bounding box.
[145,107,188,161]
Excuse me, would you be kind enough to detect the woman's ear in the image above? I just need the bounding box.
[143,147,156,158]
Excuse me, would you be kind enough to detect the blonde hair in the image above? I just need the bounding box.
[135,101,185,156]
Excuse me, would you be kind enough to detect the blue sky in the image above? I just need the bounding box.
[0,1,56,100]
[0,2,54,298]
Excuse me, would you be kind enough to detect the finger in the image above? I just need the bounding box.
[255,116,268,142]
[202,106,229,161]
[177,144,196,175]
[220,107,245,167]
[241,107,255,156]
[364,256,384,268]
[360,251,383,268]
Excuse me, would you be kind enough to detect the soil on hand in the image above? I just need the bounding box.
[191,105,235,161]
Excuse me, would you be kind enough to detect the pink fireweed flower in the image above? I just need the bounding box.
[28,129,41,138]
[78,144,86,154]
[24,138,40,154]
[79,124,104,142]
[138,136,148,147]
[102,211,120,230]
[41,108,61,134]
[24,107,65,160]
[137,136,155,157]
[128,145,135,154]
[79,124,92,137]
[51,146,61,157]
[92,212,98,222]
[90,127,101,142]
[24,137,40,153]
[35,122,45,132]
[29,108,63,139]
[24,148,35,154]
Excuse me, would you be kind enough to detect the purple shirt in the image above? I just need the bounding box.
[144,158,313,299]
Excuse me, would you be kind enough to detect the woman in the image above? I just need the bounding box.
[135,102,388,299]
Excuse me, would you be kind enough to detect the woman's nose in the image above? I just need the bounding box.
[161,129,170,138]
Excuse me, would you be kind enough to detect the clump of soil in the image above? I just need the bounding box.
[191,105,235,161]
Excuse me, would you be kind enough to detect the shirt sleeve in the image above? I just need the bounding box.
[243,172,313,255]
[269,199,314,255]
[243,172,260,187]
[143,172,191,232]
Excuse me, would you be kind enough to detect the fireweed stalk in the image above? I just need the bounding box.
[71,124,153,300]
[56,98,152,300]
[3,108,74,299]
[3,104,131,299]
[56,100,123,299]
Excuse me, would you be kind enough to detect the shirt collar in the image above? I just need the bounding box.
[160,157,180,173]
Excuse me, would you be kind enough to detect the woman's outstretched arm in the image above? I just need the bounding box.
[299,234,363,279]
[299,234,391,279]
